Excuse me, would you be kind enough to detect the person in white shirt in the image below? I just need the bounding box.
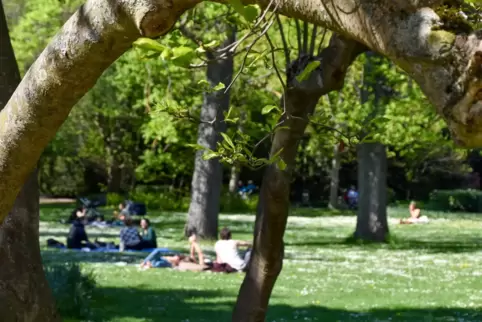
[214,227,252,272]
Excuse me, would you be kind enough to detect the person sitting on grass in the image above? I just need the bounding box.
[140,218,157,248]
[400,201,429,224]
[140,230,208,272]
[119,216,151,251]
[67,207,96,250]
[213,227,252,273]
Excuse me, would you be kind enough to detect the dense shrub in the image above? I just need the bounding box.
[219,193,258,213]
[106,192,124,207]
[428,189,482,212]
[106,189,258,213]
[45,263,96,320]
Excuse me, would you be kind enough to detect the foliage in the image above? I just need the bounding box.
[6,1,478,203]
[44,263,96,320]
[219,192,258,213]
[428,189,482,212]
[106,189,258,213]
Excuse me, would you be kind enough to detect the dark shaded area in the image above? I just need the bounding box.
[286,235,482,254]
[73,286,482,322]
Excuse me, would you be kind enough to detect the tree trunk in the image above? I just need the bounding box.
[353,52,391,241]
[0,3,60,320]
[354,142,389,242]
[228,165,240,194]
[328,143,342,209]
[228,109,246,194]
[232,35,365,322]
[186,30,235,239]
[107,162,123,193]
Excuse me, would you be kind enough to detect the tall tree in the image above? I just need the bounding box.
[184,18,236,238]
[354,52,393,241]
[0,2,59,320]
[233,33,365,321]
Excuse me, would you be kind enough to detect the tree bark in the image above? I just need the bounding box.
[0,3,60,321]
[186,30,235,239]
[232,35,365,322]
[328,142,341,209]
[354,142,389,242]
[228,165,240,194]
[228,109,245,194]
[1,0,482,224]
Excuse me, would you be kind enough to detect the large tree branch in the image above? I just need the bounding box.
[0,0,196,223]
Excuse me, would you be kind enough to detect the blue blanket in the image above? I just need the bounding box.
[52,246,176,254]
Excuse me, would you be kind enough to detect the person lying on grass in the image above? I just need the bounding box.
[140,218,157,248]
[212,227,252,273]
[400,201,429,224]
[140,230,208,272]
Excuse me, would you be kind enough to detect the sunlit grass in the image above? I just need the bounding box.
[40,206,482,321]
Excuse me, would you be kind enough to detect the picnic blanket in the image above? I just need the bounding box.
[79,247,175,253]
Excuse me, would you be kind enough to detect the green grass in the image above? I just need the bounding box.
[40,206,482,321]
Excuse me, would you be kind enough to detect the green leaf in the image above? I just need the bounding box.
[202,151,219,160]
[203,40,220,48]
[213,82,226,91]
[261,105,280,115]
[296,61,321,82]
[171,46,194,58]
[272,148,284,159]
[185,143,205,151]
[133,38,167,53]
[228,0,246,18]
[220,132,235,150]
[243,5,260,23]
[277,158,287,170]
[225,117,240,124]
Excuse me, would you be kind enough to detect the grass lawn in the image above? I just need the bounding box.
[39,205,482,322]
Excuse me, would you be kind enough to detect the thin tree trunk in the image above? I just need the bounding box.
[232,35,364,322]
[228,109,246,194]
[354,52,391,241]
[328,142,341,209]
[354,142,389,241]
[0,3,60,320]
[186,29,235,239]
[228,165,240,194]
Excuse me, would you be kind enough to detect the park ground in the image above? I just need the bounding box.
[39,204,482,322]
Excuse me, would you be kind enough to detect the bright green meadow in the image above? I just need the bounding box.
[39,205,482,322]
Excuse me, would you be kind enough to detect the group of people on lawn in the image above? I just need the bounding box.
[66,203,251,273]
[140,227,251,273]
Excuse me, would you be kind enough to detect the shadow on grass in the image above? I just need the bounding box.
[41,248,218,266]
[286,235,482,254]
[77,285,482,322]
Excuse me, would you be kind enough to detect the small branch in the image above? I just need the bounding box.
[275,14,290,65]
[224,17,276,93]
[317,29,328,55]
[302,21,309,54]
[295,20,302,58]
[265,31,286,90]
[309,25,317,56]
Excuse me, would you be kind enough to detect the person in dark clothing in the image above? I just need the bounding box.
[66,207,96,249]
[119,217,151,251]
[140,218,157,248]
